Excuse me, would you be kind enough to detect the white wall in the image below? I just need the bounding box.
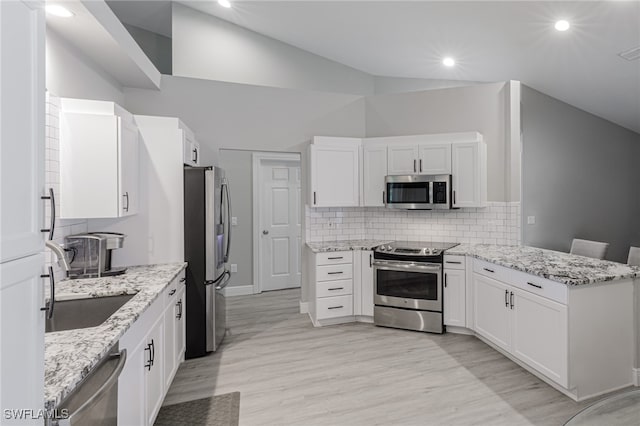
[365,82,510,202]
[521,85,640,263]
[46,29,124,104]
[373,76,484,95]
[172,3,374,96]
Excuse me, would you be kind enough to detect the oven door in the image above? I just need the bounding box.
[373,260,442,311]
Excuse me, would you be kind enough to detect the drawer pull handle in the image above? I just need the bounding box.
[510,292,514,309]
[505,289,509,307]
[179,277,186,282]
[328,306,343,310]
[446,261,462,264]
[527,282,542,289]
[327,256,344,260]
[327,271,343,275]
[328,287,344,291]
[483,268,495,273]
[169,289,176,296]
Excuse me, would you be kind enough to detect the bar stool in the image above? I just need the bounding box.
[569,238,609,260]
[627,246,640,267]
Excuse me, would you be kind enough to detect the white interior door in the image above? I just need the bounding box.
[260,160,301,291]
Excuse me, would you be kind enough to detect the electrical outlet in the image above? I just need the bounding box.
[231,216,238,226]
[230,264,238,273]
[527,216,536,225]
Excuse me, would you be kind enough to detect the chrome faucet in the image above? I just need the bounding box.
[45,240,70,273]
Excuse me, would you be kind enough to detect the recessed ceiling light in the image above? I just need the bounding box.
[442,57,455,67]
[218,0,231,8]
[45,4,74,18]
[555,20,570,31]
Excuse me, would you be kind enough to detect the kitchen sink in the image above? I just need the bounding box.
[45,294,136,333]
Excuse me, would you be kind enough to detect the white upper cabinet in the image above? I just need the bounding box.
[418,143,451,175]
[309,137,360,207]
[60,99,140,218]
[387,143,419,174]
[362,143,388,206]
[0,0,45,263]
[181,124,200,167]
[451,141,487,208]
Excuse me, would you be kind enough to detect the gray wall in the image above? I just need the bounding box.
[219,149,254,290]
[373,76,484,95]
[365,82,510,201]
[124,23,172,75]
[521,85,640,263]
[123,75,366,166]
[46,29,124,103]
[172,3,375,95]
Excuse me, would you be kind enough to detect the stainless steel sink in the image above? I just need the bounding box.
[45,294,136,333]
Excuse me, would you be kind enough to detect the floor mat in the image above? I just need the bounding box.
[154,392,240,426]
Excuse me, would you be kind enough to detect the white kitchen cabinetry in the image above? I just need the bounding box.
[119,271,186,426]
[418,143,451,175]
[387,140,452,175]
[308,251,354,325]
[451,141,487,208]
[443,257,466,328]
[182,125,200,167]
[473,273,512,352]
[0,1,46,421]
[353,250,374,319]
[60,99,140,218]
[387,144,419,174]
[362,143,388,207]
[309,137,360,207]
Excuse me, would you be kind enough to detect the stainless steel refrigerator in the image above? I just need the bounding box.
[184,166,231,358]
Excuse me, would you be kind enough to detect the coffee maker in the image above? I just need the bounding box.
[64,232,127,279]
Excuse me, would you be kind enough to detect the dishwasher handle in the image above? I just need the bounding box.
[63,349,127,425]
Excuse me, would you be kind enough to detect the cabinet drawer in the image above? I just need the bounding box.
[509,270,567,305]
[473,259,510,283]
[317,264,352,282]
[443,255,465,270]
[316,279,353,298]
[316,295,353,319]
[316,251,353,266]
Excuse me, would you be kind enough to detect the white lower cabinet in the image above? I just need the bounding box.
[360,250,374,318]
[473,274,512,352]
[443,267,466,327]
[118,271,186,425]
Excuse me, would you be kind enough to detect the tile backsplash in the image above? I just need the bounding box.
[306,202,521,245]
[44,92,88,281]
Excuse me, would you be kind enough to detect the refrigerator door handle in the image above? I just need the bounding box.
[215,271,231,290]
[222,178,232,263]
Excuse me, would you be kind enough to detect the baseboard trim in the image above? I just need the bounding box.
[633,368,640,386]
[223,285,255,297]
[299,301,308,314]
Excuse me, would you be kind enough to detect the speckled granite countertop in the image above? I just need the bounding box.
[306,239,392,253]
[446,244,640,286]
[44,263,187,410]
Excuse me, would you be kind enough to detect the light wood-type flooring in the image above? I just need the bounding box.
[163,289,595,425]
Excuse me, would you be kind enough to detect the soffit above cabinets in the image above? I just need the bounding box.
[46,0,161,90]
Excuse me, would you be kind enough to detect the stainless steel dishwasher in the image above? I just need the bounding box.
[51,343,126,426]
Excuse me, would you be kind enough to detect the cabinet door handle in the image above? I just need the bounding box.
[328,287,344,291]
[327,256,343,260]
[453,190,456,205]
[327,271,343,275]
[505,289,509,308]
[382,190,385,204]
[444,273,447,288]
[419,159,423,173]
[40,188,55,240]
[328,305,343,310]
[192,148,198,163]
[510,292,514,309]
[445,260,462,265]
[313,191,317,205]
[176,300,182,319]
[179,277,186,283]
[483,267,495,273]
[123,192,129,212]
[369,254,372,268]
[527,282,542,289]
[150,339,155,366]
[413,159,417,173]
[169,289,176,296]
[39,266,55,319]
[144,344,152,371]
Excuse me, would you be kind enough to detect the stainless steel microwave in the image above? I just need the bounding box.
[385,174,452,210]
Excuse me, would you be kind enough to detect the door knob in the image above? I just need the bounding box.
[262,230,269,235]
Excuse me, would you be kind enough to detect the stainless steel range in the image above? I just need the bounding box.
[373,241,458,334]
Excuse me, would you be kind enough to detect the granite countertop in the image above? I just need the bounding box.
[306,239,392,253]
[44,263,187,410]
[447,244,640,286]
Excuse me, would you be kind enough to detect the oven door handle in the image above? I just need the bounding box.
[373,260,442,274]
